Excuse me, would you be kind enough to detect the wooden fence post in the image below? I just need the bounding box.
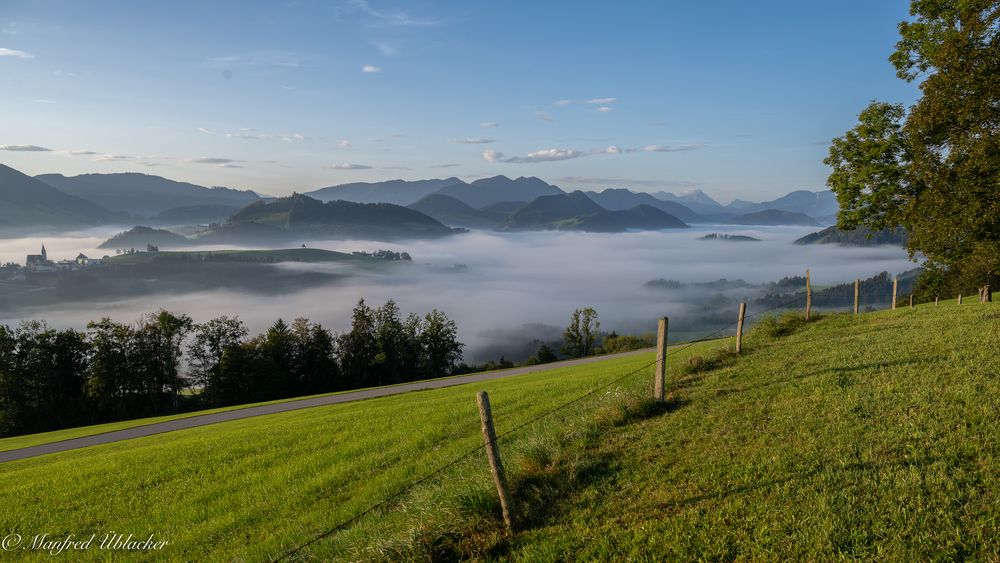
[909,294,914,308]
[736,302,746,354]
[805,269,812,320]
[654,317,668,402]
[854,279,860,315]
[892,277,898,310]
[935,296,939,306]
[958,293,963,305]
[476,391,515,532]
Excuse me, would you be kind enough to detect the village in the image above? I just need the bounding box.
[0,245,106,281]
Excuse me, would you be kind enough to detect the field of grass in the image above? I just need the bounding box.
[0,391,355,453]
[0,356,643,454]
[499,302,1000,561]
[0,339,725,561]
[0,300,996,561]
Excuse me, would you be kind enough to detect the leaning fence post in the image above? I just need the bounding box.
[958,293,963,305]
[892,277,898,310]
[654,317,668,403]
[476,391,514,532]
[935,296,939,306]
[854,279,860,315]
[909,294,914,308]
[805,269,812,320]
[736,302,746,354]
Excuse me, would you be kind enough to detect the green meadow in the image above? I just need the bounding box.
[0,299,997,561]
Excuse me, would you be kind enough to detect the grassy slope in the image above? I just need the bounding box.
[0,300,996,561]
[0,356,631,453]
[0,343,730,562]
[505,302,999,561]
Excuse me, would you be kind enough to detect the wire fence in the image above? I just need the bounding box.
[273,274,963,561]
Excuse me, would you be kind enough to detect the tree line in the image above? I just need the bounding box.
[0,299,462,437]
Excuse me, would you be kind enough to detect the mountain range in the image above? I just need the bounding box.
[194,194,462,242]
[0,164,120,228]
[0,163,841,233]
[36,172,261,220]
[500,191,688,232]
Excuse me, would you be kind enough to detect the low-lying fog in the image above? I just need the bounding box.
[0,226,915,362]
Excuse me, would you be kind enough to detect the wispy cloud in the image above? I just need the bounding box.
[382,166,412,171]
[68,150,98,156]
[483,143,700,165]
[555,97,618,107]
[337,139,353,148]
[535,111,554,123]
[362,64,382,73]
[94,154,133,162]
[0,47,33,59]
[643,144,702,152]
[35,99,56,104]
[597,106,613,113]
[330,163,372,170]
[452,138,495,144]
[197,127,214,134]
[190,157,242,165]
[483,148,585,164]
[205,51,302,69]
[350,0,441,27]
[0,144,50,152]
[429,163,460,168]
[224,129,308,142]
[480,122,499,128]
[372,40,398,56]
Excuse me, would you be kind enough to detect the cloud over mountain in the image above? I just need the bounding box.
[0,144,50,151]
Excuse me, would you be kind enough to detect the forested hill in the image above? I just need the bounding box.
[195,194,463,242]
[795,226,908,246]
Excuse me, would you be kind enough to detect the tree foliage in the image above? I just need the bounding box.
[825,0,1000,292]
[562,307,600,358]
[0,300,464,437]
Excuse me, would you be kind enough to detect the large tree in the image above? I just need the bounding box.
[562,307,600,358]
[188,316,248,400]
[420,309,464,378]
[825,0,999,294]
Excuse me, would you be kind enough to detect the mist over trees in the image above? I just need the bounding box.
[0,300,464,437]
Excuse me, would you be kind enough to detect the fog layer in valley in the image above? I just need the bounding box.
[0,226,915,362]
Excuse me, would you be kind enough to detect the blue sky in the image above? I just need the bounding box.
[0,0,919,201]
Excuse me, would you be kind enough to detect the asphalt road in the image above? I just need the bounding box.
[0,348,654,464]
